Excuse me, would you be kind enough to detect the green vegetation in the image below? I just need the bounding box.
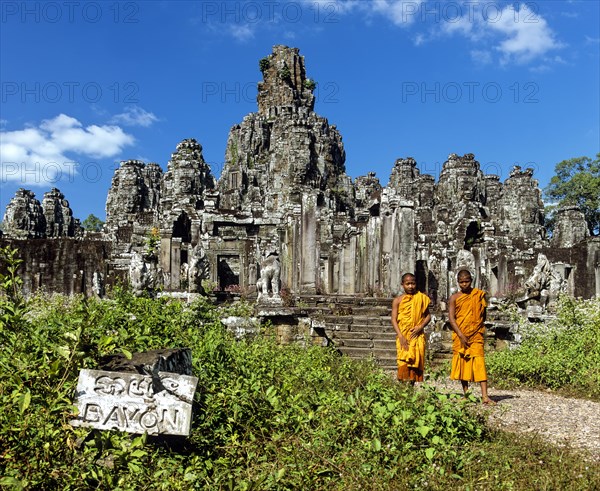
[488,295,600,400]
[278,62,291,82]
[82,214,105,232]
[544,153,600,235]
[303,78,316,91]
[1,246,599,490]
[145,227,161,254]
[258,57,270,74]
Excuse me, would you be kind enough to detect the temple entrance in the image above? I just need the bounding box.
[173,212,191,243]
[218,255,240,291]
[464,221,481,249]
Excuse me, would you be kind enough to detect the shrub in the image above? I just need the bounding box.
[488,295,600,399]
[1,250,598,489]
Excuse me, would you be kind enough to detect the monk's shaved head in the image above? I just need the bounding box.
[457,269,472,280]
[401,273,416,283]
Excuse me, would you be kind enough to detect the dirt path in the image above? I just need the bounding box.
[422,378,600,462]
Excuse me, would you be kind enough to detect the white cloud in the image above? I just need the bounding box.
[229,24,255,41]
[414,32,425,46]
[470,49,493,65]
[110,106,159,127]
[208,0,563,67]
[0,114,134,186]
[371,0,426,27]
[435,2,563,66]
[486,4,563,65]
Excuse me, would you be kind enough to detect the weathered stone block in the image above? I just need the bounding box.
[100,348,193,376]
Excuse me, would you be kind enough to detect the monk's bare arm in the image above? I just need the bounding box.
[391,295,409,350]
[409,309,431,339]
[448,293,469,347]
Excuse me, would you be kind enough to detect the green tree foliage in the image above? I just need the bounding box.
[0,246,27,331]
[544,153,600,235]
[81,214,105,232]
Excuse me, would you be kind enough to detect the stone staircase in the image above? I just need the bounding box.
[263,295,510,372]
[294,295,398,371]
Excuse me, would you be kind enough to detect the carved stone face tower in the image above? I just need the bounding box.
[257,45,315,116]
[216,45,350,216]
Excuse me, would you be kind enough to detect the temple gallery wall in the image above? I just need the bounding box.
[2,46,599,308]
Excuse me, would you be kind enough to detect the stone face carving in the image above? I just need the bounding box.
[160,139,215,223]
[106,160,162,226]
[455,249,477,284]
[551,206,589,248]
[42,188,81,237]
[217,45,351,216]
[2,187,80,239]
[499,166,545,240]
[2,189,46,239]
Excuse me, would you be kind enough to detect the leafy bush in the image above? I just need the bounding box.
[488,295,600,399]
[1,247,598,489]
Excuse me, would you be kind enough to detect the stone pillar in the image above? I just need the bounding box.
[340,236,356,294]
[399,201,415,278]
[170,238,181,291]
[381,214,393,293]
[367,217,382,295]
[356,230,367,294]
[160,233,172,289]
[389,200,415,295]
[300,194,317,293]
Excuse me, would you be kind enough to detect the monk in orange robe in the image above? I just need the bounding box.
[391,273,431,382]
[448,269,494,404]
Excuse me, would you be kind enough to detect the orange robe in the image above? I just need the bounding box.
[396,292,430,381]
[450,288,487,382]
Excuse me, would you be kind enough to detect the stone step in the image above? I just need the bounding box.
[329,330,374,340]
[348,324,396,334]
[372,339,397,349]
[336,346,398,360]
[324,324,396,336]
[296,295,393,307]
[322,317,392,328]
[335,338,375,349]
[327,338,399,369]
[350,315,391,325]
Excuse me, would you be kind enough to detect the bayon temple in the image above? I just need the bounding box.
[2,46,599,363]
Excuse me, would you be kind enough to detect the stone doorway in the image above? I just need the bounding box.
[218,255,240,291]
[173,212,191,243]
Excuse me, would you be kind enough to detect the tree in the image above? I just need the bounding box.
[544,154,600,236]
[82,214,104,232]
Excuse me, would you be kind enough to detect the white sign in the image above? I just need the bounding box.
[71,369,198,436]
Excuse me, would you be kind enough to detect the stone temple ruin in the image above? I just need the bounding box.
[2,46,599,366]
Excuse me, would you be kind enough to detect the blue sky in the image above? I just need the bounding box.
[1,0,599,222]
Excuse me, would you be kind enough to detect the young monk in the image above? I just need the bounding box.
[448,269,495,404]
[391,273,431,382]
